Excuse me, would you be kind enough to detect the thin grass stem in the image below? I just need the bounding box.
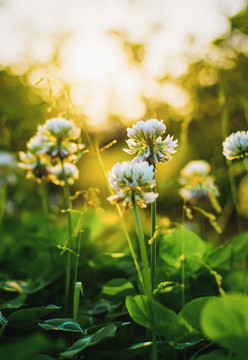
[181,200,186,308]
[219,79,242,233]
[40,180,53,262]
[151,176,156,291]
[61,159,74,314]
[132,196,157,360]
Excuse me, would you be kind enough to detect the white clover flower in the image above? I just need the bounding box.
[27,134,52,154]
[50,162,79,186]
[18,151,51,183]
[179,160,219,201]
[38,117,84,160]
[123,119,178,165]
[39,117,81,140]
[223,131,248,160]
[0,151,17,186]
[107,161,158,209]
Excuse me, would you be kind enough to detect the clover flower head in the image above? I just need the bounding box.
[179,160,219,201]
[37,117,84,161]
[223,131,248,160]
[123,119,178,165]
[18,151,51,183]
[39,117,81,140]
[50,162,79,186]
[0,151,17,186]
[107,160,158,209]
[27,134,52,154]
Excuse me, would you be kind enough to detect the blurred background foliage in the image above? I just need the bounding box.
[1,4,248,255]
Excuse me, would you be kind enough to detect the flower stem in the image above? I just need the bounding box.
[132,196,157,360]
[151,184,156,291]
[219,80,242,234]
[95,143,145,293]
[181,200,186,308]
[61,159,74,314]
[74,230,82,286]
[227,160,242,233]
[40,180,53,261]
[132,196,151,295]
[0,183,6,226]
[242,156,248,294]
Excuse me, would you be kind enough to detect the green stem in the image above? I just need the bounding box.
[181,200,186,308]
[0,183,6,225]
[95,143,145,293]
[151,176,156,291]
[132,196,151,296]
[132,196,157,360]
[227,160,242,233]
[74,231,82,286]
[219,79,242,234]
[242,157,248,294]
[40,180,53,261]
[73,282,83,322]
[61,160,74,315]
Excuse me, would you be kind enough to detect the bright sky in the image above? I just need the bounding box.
[0,0,246,127]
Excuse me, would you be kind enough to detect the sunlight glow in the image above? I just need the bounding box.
[0,0,246,127]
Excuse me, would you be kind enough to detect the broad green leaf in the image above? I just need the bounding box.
[60,324,117,358]
[204,245,232,271]
[126,295,185,341]
[230,232,248,262]
[179,297,211,332]
[201,294,248,357]
[0,333,50,360]
[224,271,245,293]
[39,318,84,333]
[195,350,231,360]
[0,293,28,309]
[102,278,136,299]
[8,305,60,324]
[160,229,206,272]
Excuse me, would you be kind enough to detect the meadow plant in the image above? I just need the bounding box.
[0,151,17,187]
[179,160,219,204]
[123,119,177,166]
[18,117,84,314]
[124,118,178,290]
[37,117,84,162]
[49,162,79,186]
[223,131,248,293]
[108,159,158,359]
[223,131,248,160]
[107,160,158,209]
[0,151,17,222]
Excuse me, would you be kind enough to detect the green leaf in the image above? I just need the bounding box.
[60,324,117,358]
[32,356,57,360]
[201,294,248,357]
[8,305,60,324]
[126,295,185,341]
[196,350,231,360]
[230,232,248,262]
[0,333,50,360]
[204,245,232,271]
[0,293,28,309]
[102,278,136,300]
[39,318,84,333]
[160,229,206,273]
[179,297,211,332]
